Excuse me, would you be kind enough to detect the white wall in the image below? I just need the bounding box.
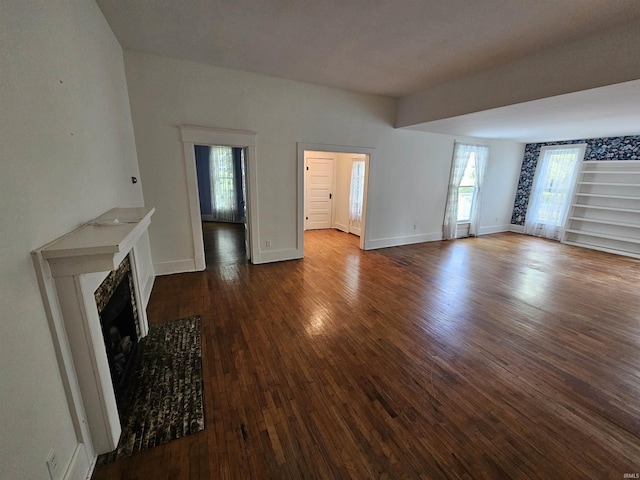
[123,51,523,271]
[478,142,525,234]
[365,133,523,248]
[0,0,144,478]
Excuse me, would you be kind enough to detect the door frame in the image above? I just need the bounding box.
[297,142,374,251]
[181,125,259,268]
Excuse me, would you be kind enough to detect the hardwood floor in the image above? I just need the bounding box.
[92,231,640,479]
[202,222,247,267]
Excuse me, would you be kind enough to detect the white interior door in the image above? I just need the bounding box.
[305,153,335,230]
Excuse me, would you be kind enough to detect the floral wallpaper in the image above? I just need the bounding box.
[511,135,640,225]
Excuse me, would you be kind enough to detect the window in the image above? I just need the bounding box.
[349,160,365,223]
[443,143,488,240]
[210,146,240,223]
[457,154,476,223]
[524,145,585,239]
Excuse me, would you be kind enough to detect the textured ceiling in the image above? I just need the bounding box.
[97,0,640,141]
[96,0,640,97]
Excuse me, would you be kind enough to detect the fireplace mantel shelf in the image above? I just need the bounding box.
[42,207,155,277]
[32,205,156,456]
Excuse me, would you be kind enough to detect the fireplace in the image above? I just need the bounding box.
[95,257,140,408]
[32,207,155,457]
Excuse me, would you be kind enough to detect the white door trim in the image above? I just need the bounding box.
[180,125,259,267]
[297,143,374,251]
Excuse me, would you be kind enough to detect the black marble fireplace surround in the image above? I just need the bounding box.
[95,256,140,408]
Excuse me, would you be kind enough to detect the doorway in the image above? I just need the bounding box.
[300,145,372,252]
[195,144,249,266]
[180,126,258,270]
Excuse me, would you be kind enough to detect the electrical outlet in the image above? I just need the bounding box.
[266,240,272,247]
[46,448,58,480]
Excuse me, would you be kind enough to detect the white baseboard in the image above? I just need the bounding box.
[194,253,206,271]
[153,249,304,271]
[478,224,512,235]
[509,224,525,233]
[62,443,91,480]
[153,259,197,276]
[254,247,303,264]
[367,232,443,250]
[334,222,349,233]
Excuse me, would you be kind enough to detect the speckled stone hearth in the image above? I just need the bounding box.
[96,316,204,466]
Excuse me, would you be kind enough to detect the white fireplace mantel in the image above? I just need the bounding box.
[41,207,155,277]
[32,206,156,468]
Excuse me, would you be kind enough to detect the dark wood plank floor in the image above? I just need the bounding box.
[202,221,247,267]
[92,231,640,479]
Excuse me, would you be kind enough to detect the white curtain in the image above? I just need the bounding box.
[524,146,582,240]
[209,146,238,223]
[349,160,365,223]
[443,143,488,240]
[468,146,488,236]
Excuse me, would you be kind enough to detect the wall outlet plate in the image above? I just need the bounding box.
[46,448,58,480]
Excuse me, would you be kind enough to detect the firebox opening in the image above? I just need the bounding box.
[98,273,139,409]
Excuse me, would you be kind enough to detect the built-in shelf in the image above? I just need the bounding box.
[567,217,640,229]
[578,182,640,187]
[561,160,640,259]
[582,170,640,175]
[562,240,640,260]
[573,193,640,200]
[564,229,640,244]
[41,207,155,277]
[572,204,640,214]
